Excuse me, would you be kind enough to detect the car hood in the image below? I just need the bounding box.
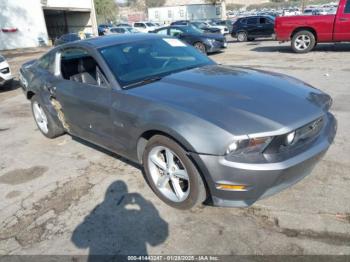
[128,65,329,136]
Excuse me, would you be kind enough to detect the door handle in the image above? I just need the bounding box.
[339,18,349,21]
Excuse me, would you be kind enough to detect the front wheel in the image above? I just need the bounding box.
[193,42,207,54]
[237,31,247,42]
[143,135,207,209]
[291,30,316,53]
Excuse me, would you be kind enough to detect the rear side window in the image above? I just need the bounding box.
[37,52,56,74]
[345,0,350,13]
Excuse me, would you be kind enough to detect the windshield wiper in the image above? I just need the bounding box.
[123,76,162,89]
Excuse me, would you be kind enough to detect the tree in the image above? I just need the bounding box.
[94,0,118,23]
[145,0,166,8]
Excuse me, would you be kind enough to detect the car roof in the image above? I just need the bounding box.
[239,15,274,19]
[69,33,168,49]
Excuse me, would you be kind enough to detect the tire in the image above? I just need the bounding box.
[143,135,207,209]
[291,30,316,53]
[31,95,64,139]
[193,42,207,54]
[237,31,247,42]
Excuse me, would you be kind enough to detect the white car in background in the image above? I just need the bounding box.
[203,21,229,35]
[0,55,13,86]
[133,22,158,33]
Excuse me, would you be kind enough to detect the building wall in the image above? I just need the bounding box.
[44,0,92,10]
[0,0,48,50]
[187,4,221,20]
[0,0,97,50]
[148,4,220,24]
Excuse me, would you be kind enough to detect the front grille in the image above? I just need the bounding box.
[0,67,9,74]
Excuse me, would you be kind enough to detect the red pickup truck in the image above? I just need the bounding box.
[275,0,350,53]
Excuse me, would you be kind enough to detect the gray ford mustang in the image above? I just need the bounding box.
[19,34,336,209]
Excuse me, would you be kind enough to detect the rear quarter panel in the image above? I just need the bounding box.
[275,15,336,42]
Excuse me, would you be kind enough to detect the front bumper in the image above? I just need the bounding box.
[0,61,13,86]
[191,113,337,207]
[206,39,227,53]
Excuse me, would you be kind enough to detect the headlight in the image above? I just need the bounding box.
[226,137,273,155]
[285,131,296,145]
[0,55,5,63]
[206,38,216,44]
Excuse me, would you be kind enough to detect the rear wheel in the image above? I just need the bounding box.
[143,135,207,209]
[31,95,64,138]
[291,30,316,53]
[237,31,247,42]
[193,42,207,54]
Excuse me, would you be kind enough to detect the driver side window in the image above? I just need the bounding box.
[156,28,168,35]
[60,48,109,88]
[169,28,183,37]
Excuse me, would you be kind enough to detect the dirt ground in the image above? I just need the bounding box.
[0,39,349,256]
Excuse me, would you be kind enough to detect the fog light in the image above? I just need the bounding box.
[285,131,296,145]
[216,184,247,191]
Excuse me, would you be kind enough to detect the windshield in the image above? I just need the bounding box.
[100,38,214,88]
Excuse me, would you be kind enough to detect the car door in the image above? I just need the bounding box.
[258,17,275,37]
[53,47,114,148]
[246,17,259,36]
[169,27,191,44]
[334,0,350,41]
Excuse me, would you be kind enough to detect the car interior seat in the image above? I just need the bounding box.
[70,57,98,85]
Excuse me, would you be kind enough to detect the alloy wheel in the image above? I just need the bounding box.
[33,101,49,134]
[237,32,247,42]
[194,42,206,54]
[294,35,311,51]
[148,146,190,202]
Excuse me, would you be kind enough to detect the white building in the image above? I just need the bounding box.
[0,0,98,50]
[148,4,222,25]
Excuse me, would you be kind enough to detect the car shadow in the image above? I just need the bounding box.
[72,136,141,170]
[251,43,350,53]
[227,37,275,44]
[71,136,156,197]
[71,180,169,261]
[0,79,20,93]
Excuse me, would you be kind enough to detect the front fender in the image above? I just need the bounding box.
[134,104,235,156]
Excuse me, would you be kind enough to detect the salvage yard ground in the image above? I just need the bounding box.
[0,39,350,255]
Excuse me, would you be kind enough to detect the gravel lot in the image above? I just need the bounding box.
[0,39,349,256]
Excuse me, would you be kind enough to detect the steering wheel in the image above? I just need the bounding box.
[161,57,178,69]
